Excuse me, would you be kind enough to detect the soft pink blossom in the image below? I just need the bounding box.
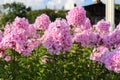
[4,56,11,62]
[93,19,110,34]
[90,46,109,62]
[34,14,51,30]
[2,17,41,56]
[73,18,91,33]
[73,29,98,47]
[42,18,72,55]
[102,49,120,73]
[106,30,120,46]
[66,6,86,27]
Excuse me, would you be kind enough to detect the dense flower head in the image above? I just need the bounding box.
[84,18,92,30]
[42,18,72,55]
[4,17,29,38]
[22,38,41,56]
[4,24,12,36]
[108,23,120,46]
[34,14,51,30]
[89,22,120,73]
[1,17,41,56]
[90,46,109,63]
[2,23,27,49]
[27,24,40,38]
[73,29,98,47]
[93,19,110,34]
[12,17,29,30]
[102,49,120,73]
[74,18,91,33]
[103,30,120,47]
[66,6,86,27]
[73,30,90,46]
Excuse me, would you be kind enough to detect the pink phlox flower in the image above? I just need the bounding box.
[73,29,98,47]
[94,19,110,35]
[102,49,120,73]
[34,14,51,30]
[66,6,86,27]
[90,46,109,63]
[42,18,72,55]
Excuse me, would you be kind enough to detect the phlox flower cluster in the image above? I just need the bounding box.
[0,30,11,62]
[34,14,51,30]
[42,19,72,55]
[93,19,110,35]
[0,16,43,61]
[73,29,98,47]
[66,6,86,27]
[90,46,109,62]
[89,23,120,73]
[102,49,120,73]
[66,6,120,73]
[88,22,120,73]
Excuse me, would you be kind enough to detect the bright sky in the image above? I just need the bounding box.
[0,0,120,10]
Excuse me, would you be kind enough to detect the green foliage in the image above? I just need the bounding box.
[0,44,120,80]
[0,2,31,26]
[0,2,67,27]
[115,4,120,10]
[0,8,66,26]
[26,9,66,24]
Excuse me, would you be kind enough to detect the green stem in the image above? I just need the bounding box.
[11,49,16,80]
[54,54,57,80]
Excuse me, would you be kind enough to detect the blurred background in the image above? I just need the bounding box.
[0,0,120,28]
